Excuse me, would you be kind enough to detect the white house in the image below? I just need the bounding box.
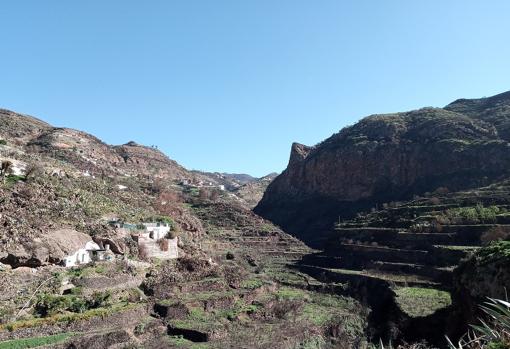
[63,241,114,267]
[135,222,178,260]
[142,222,171,240]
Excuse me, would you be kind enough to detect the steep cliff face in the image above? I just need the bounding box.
[255,92,510,244]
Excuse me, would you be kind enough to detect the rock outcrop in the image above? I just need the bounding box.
[0,229,92,267]
[255,91,510,245]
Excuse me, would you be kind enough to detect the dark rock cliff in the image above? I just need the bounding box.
[255,91,510,245]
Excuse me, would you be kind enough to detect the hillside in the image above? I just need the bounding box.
[2,96,509,348]
[295,178,510,345]
[0,110,367,349]
[255,91,510,246]
[233,173,278,208]
[194,171,277,208]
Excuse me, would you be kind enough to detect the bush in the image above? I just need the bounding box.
[447,298,510,349]
[226,251,235,260]
[0,140,6,146]
[34,291,112,317]
[271,299,304,319]
[35,294,87,317]
[445,204,505,224]
[158,238,169,251]
[481,226,510,245]
[166,225,181,239]
[87,291,112,309]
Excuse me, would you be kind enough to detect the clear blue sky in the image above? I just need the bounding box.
[1,1,509,177]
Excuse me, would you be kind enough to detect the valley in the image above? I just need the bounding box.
[1,90,510,348]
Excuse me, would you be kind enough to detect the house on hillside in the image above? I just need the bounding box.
[63,241,115,267]
[133,222,178,260]
[142,222,171,240]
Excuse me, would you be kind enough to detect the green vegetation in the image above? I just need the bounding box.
[394,287,451,318]
[298,335,327,349]
[240,278,266,290]
[447,298,510,349]
[275,287,307,301]
[34,291,112,317]
[0,139,6,145]
[5,174,26,185]
[0,333,73,349]
[474,240,510,265]
[443,204,506,224]
[1,303,141,332]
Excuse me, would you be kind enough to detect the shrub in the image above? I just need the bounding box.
[34,291,112,318]
[0,140,6,146]
[158,238,169,251]
[226,251,235,260]
[35,294,87,317]
[5,174,26,185]
[166,226,181,239]
[445,205,505,224]
[87,291,112,309]
[447,298,510,349]
[481,227,510,245]
[272,299,304,319]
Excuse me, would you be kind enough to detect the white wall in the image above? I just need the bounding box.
[64,248,91,267]
[63,241,101,267]
[142,224,170,240]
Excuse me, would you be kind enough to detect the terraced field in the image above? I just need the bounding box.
[294,179,510,344]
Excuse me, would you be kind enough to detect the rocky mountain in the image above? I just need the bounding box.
[255,91,510,245]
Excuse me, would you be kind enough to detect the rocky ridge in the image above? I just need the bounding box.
[256,91,510,245]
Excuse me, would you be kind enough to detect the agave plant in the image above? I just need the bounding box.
[447,298,510,349]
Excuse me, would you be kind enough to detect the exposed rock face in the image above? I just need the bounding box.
[0,229,92,267]
[255,92,510,244]
[288,142,312,167]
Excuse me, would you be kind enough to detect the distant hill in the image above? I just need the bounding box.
[233,173,278,208]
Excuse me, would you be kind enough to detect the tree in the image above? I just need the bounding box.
[0,160,13,182]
